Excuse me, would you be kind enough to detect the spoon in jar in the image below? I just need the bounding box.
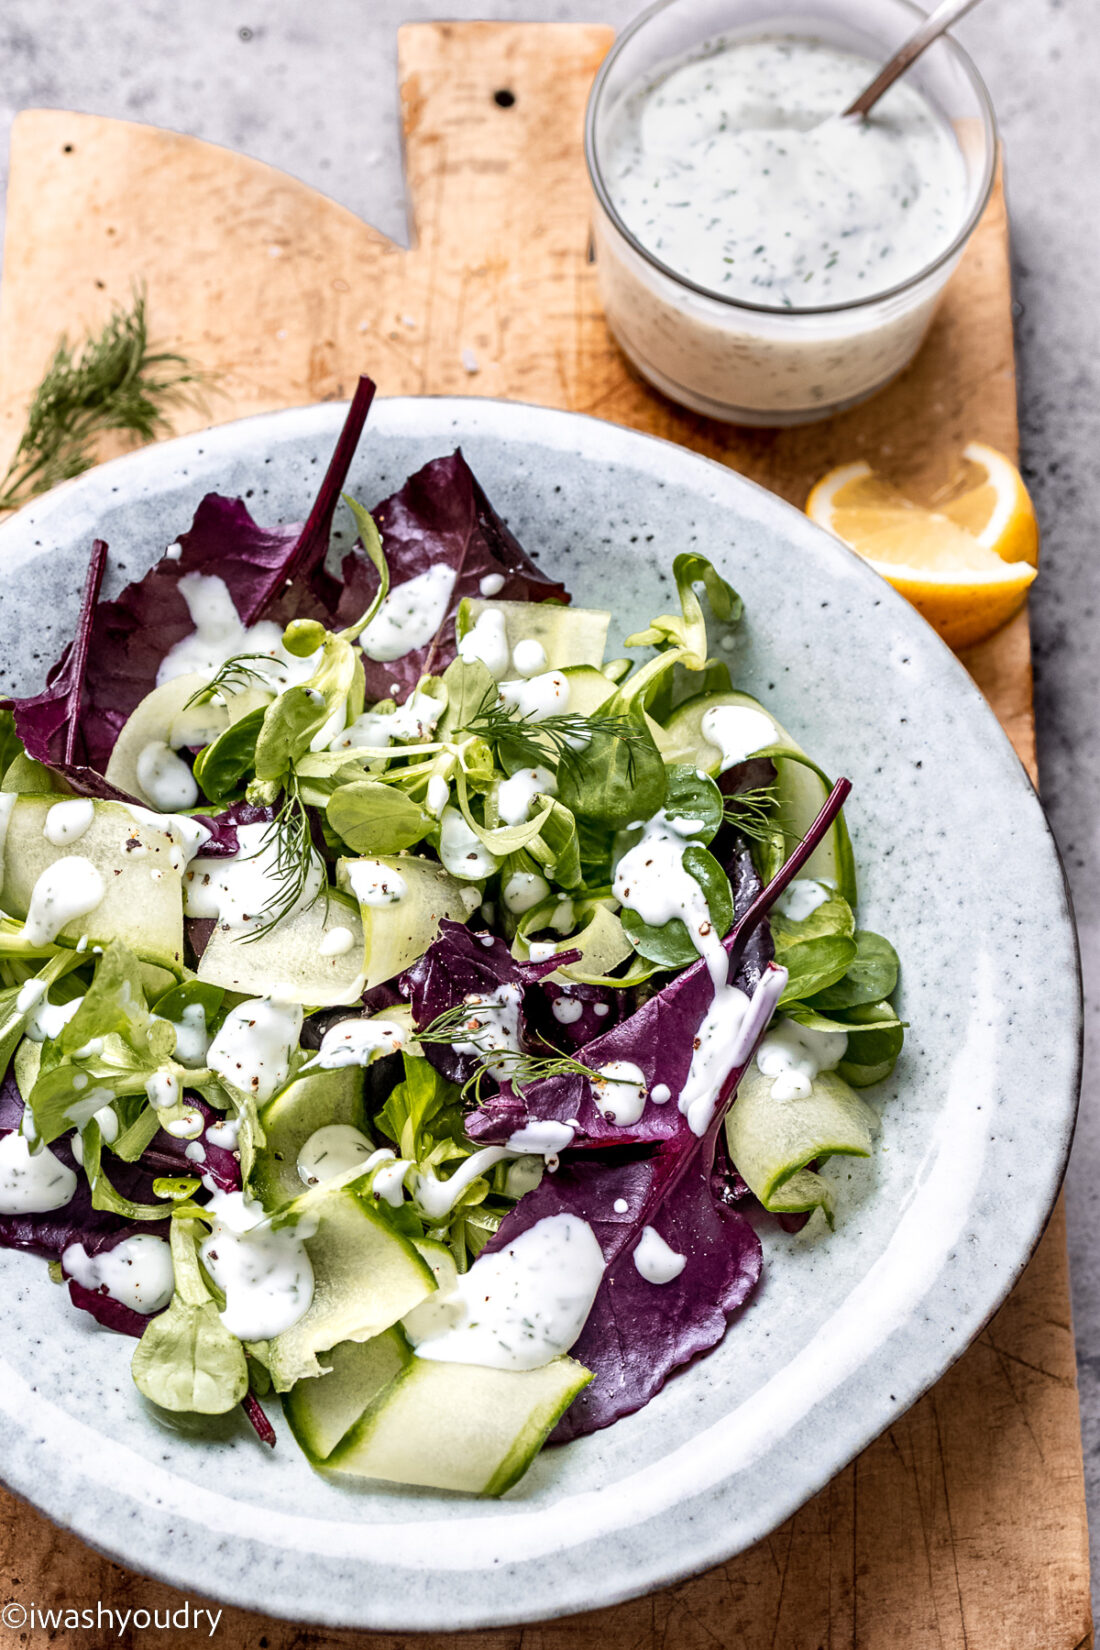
[842,0,988,119]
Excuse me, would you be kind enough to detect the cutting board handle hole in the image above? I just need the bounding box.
[493,88,516,108]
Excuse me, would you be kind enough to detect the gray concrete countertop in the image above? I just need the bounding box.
[1,0,1098,1612]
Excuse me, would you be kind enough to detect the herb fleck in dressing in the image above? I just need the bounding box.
[410,1213,606,1371]
[605,34,967,310]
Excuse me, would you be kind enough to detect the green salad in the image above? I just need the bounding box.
[0,379,903,1493]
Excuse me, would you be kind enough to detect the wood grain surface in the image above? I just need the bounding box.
[0,21,1089,1649]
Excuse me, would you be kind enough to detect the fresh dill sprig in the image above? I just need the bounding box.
[722,783,782,846]
[417,1000,595,1102]
[0,288,208,513]
[243,775,324,943]
[464,688,644,781]
[183,653,275,710]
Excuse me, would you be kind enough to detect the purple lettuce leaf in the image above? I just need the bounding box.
[467,843,770,1152]
[402,920,576,1087]
[193,800,276,860]
[491,1145,762,1441]
[472,781,853,1435]
[524,981,622,1053]
[11,378,376,781]
[480,959,784,1437]
[335,451,571,702]
[66,1277,152,1337]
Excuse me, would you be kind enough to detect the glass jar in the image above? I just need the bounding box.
[585,0,997,426]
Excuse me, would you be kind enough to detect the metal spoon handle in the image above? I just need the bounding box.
[843,0,986,119]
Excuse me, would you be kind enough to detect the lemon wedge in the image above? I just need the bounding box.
[806,443,1039,651]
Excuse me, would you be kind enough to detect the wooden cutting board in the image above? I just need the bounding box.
[0,22,1090,1650]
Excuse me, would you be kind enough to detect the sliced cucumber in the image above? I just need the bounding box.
[106,676,273,802]
[197,888,366,1006]
[560,665,617,717]
[325,1355,591,1495]
[725,1064,877,1209]
[336,855,475,989]
[105,675,223,801]
[459,598,610,671]
[513,896,635,983]
[0,797,185,971]
[283,1328,410,1464]
[657,690,856,902]
[263,1177,435,1390]
[250,1065,366,1211]
[14,1036,41,1101]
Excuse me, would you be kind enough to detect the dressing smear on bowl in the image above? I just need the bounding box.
[604,33,968,310]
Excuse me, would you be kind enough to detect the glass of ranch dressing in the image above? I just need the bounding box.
[585,0,996,425]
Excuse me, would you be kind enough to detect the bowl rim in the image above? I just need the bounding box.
[584,0,999,319]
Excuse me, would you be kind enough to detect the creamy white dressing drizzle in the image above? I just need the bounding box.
[591,1061,648,1126]
[756,1016,847,1099]
[497,765,556,827]
[511,638,548,678]
[318,924,355,957]
[0,1130,77,1214]
[451,983,523,1078]
[164,1109,204,1140]
[633,1225,687,1285]
[359,564,456,662]
[458,609,510,678]
[498,671,570,722]
[156,572,317,691]
[678,965,789,1137]
[344,859,407,906]
[479,573,505,597]
[63,1234,174,1314]
[24,991,81,1044]
[774,878,831,922]
[613,811,726,982]
[303,1017,405,1070]
[296,1123,374,1187]
[329,690,444,752]
[123,805,211,872]
[700,705,777,772]
[43,799,95,847]
[145,1067,181,1111]
[372,1158,413,1207]
[551,995,585,1026]
[182,821,324,931]
[438,807,500,881]
[501,870,551,914]
[411,1213,605,1371]
[426,774,450,818]
[21,857,106,945]
[199,1189,315,1341]
[136,741,199,811]
[205,1115,241,1150]
[505,1119,576,1156]
[604,34,967,310]
[161,1002,211,1067]
[206,998,303,1101]
[413,1146,510,1221]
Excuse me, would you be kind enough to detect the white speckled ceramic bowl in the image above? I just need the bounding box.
[0,399,1080,1631]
